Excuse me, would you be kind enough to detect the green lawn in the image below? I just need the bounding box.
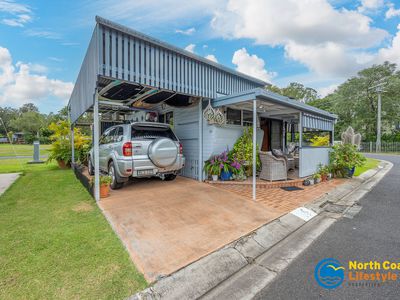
[0,162,147,299]
[354,157,380,176]
[0,144,51,157]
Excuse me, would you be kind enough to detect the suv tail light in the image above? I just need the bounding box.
[122,142,132,156]
[179,142,183,154]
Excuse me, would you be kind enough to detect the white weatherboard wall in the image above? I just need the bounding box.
[202,123,264,161]
[170,105,200,179]
[299,147,330,177]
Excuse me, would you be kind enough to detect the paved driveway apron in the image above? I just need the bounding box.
[99,176,281,282]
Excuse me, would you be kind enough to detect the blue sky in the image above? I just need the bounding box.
[1,0,400,113]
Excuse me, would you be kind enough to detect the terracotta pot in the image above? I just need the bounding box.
[321,174,328,182]
[57,160,70,169]
[100,184,110,198]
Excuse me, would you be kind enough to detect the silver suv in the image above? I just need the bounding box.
[88,122,185,189]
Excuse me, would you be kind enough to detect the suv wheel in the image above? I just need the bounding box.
[164,174,177,181]
[88,156,94,176]
[108,161,123,190]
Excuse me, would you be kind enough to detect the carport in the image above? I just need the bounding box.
[68,16,265,201]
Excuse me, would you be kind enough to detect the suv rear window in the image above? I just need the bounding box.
[131,126,177,141]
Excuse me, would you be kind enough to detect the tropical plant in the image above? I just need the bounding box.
[47,120,91,165]
[100,175,112,186]
[310,135,330,147]
[317,164,330,176]
[329,143,366,177]
[204,150,233,177]
[231,127,261,176]
[313,173,321,180]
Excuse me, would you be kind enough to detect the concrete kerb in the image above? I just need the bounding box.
[129,160,392,300]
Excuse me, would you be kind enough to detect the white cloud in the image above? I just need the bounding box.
[205,54,218,63]
[175,27,196,35]
[0,46,73,107]
[386,3,400,19]
[318,84,338,97]
[211,0,389,77]
[0,0,32,27]
[184,43,196,53]
[85,0,226,30]
[24,29,61,39]
[358,0,384,13]
[377,24,400,65]
[232,48,276,83]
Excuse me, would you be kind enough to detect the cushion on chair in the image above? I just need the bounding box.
[272,149,285,158]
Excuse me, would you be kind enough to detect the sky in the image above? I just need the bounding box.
[1,0,400,113]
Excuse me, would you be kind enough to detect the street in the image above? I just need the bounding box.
[255,154,400,300]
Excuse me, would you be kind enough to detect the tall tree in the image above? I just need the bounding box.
[309,62,400,141]
[0,107,18,135]
[269,82,319,103]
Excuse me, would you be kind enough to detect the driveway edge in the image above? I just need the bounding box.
[129,160,392,300]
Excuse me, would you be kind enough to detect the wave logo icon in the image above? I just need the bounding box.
[314,258,345,289]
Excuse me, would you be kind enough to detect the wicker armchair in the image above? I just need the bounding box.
[259,151,287,181]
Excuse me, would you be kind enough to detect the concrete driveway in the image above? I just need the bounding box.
[99,176,280,282]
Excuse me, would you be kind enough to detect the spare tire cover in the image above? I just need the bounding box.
[148,138,178,168]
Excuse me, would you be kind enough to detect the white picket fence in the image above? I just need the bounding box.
[360,142,400,153]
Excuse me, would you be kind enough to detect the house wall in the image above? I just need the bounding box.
[157,104,200,179]
[202,123,264,160]
[299,147,331,177]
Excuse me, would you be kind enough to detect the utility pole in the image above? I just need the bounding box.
[376,90,382,152]
[369,79,386,153]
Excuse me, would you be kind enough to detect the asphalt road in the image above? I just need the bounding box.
[255,154,400,300]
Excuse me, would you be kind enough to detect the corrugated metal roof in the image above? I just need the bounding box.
[212,88,338,120]
[96,16,269,87]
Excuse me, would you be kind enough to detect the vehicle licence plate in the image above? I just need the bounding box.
[137,169,154,176]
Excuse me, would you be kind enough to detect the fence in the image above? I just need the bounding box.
[360,142,400,153]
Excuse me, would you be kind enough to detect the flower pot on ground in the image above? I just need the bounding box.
[212,175,218,181]
[313,173,321,184]
[99,175,112,198]
[57,160,70,169]
[220,170,232,181]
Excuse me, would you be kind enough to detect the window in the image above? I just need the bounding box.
[131,125,177,141]
[226,108,241,125]
[242,110,253,126]
[226,108,254,126]
[302,129,331,147]
[100,128,116,145]
[114,127,124,143]
[159,111,174,127]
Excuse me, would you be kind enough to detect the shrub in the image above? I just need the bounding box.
[47,120,91,165]
[329,143,366,177]
[231,127,261,176]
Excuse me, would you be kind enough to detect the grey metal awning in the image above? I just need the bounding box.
[212,88,337,131]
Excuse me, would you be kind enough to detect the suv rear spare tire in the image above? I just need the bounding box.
[148,138,178,168]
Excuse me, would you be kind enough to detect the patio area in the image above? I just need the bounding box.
[212,178,346,214]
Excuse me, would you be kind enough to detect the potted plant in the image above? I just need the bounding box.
[100,175,112,198]
[303,178,314,186]
[329,143,366,178]
[318,164,329,182]
[204,155,222,181]
[313,173,321,183]
[219,151,233,181]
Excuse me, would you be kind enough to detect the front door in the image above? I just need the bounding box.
[261,119,270,151]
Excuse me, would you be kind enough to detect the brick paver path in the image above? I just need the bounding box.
[215,179,346,214]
